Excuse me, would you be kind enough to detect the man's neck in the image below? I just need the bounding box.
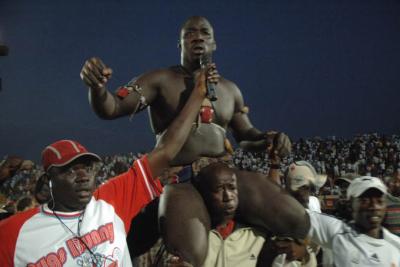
[366,227,383,239]
[181,55,213,73]
[50,201,85,213]
[214,219,235,239]
[181,60,201,73]
[356,224,383,239]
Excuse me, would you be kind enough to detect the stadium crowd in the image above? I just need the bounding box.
[1,133,399,219]
[1,133,400,266]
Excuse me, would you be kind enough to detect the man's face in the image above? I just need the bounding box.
[49,158,99,212]
[336,180,351,199]
[204,170,238,225]
[388,171,400,197]
[180,17,216,62]
[352,188,386,232]
[35,183,50,204]
[290,185,311,208]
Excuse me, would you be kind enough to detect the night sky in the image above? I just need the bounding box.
[1,0,400,161]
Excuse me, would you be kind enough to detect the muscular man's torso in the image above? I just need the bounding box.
[143,66,240,165]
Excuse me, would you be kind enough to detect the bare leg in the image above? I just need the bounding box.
[159,183,210,267]
[235,169,309,239]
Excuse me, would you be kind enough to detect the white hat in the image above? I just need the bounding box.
[287,161,326,191]
[346,176,387,200]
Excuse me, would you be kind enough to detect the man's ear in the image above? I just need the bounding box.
[212,40,217,52]
[177,40,182,49]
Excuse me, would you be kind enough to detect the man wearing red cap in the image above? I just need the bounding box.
[0,70,208,266]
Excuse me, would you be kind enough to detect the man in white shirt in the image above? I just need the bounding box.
[271,161,322,267]
[237,163,400,266]
[308,176,400,266]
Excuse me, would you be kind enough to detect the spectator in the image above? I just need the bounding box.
[269,161,321,267]
[0,68,207,266]
[34,173,50,204]
[192,163,267,267]
[383,169,400,236]
[332,173,358,221]
[16,196,36,212]
[306,176,400,265]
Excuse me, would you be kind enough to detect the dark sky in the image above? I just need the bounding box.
[1,0,400,161]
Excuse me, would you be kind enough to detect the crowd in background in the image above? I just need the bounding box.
[1,132,399,216]
[235,133,400,192]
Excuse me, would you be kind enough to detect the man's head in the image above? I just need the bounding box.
[34,173,51,204]
[388,169,400,197]
[193,163,238,227]
[179,16,216,65]
[347,176,387,234]
[16,196,36,212]
[286,161,319,208]
[335,173,358,199]
[42,140,101,212]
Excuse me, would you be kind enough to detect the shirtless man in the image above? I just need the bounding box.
[80,16,291,266]
[80,16,290,166]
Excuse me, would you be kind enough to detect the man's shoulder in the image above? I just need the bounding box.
[218,76,239,88]
[383,227,400,249]
[308,210,348,232]
[131,66,177,83]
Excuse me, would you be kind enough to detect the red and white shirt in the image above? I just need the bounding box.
[0,156,162,267]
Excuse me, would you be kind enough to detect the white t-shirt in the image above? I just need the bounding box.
[307,210,400,266]
[308,196,321,213]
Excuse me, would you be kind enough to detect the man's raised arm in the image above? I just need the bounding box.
[80,57,158,119]
[147,70,210,178]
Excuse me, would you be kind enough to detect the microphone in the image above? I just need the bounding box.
[200,56,218,101]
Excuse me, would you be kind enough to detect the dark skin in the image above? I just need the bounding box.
[48,158,98,212]
[34,174,51,205]
[166,165,239,267]
[288,185,311,209]
[167,164,309,267]
[265,180,313,264]
[80,16,291,166]
[81,16,291,265]
[272,238,309,262]
[48,69,208,212]
[352,188,387,239]
[388,170,400,197]
[195,164,239,228]
[160,164,311,266]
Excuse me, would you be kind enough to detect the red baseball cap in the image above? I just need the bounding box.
[42,140,101,172]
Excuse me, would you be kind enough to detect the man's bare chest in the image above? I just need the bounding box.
[158,81,235,125]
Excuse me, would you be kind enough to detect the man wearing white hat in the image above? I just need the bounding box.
[307,176,400,266]
[267,163,400,266]
[286,161,326,212]
[270,161,323,267]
